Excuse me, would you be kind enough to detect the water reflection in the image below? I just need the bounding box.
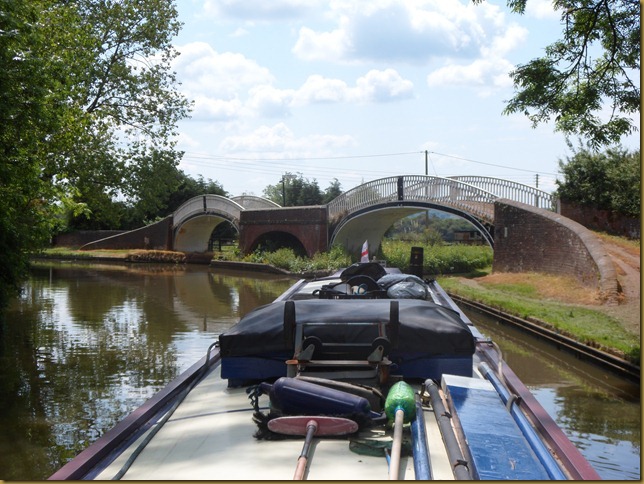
[467,308,640,481]
[0,262,294,480]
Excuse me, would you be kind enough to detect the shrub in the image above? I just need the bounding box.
[380,240,493,274]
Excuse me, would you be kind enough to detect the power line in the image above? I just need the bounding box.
[427,151,560,176]
[183,150,422,162]
[180,151,417,180]
[183,149,560,177]
[179,149,560,191]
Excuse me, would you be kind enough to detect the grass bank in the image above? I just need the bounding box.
[437,273,640,364]
[36,247,187,263]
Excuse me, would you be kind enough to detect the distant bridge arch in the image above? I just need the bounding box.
[173,195,244,252]
[172,194,283,252]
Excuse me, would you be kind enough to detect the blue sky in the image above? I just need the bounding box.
[171,0,639,198]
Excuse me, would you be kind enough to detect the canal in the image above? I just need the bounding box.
[0,261,639,480]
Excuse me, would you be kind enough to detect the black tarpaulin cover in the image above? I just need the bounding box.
[219,299,475,358]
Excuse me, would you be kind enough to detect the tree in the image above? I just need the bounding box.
[556,145,640,217]
[323,179,343,203]
[36,0,191,211]
[475,0,640,147]
[164,173,228,214]
[263,173,321,206]
[66,171,228,231]
[0,0,190,308]
[0,0,60,307]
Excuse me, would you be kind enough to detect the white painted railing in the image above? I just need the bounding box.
[231,195,281,209]
[448,176,558,211]
[173,195,244,228]
[327,175,502,223]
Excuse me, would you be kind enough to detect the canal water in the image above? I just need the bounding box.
[0,261,639,480]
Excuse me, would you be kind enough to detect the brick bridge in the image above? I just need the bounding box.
[79,175,618,299]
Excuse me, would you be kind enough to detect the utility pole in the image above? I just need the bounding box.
[281,174,295,206]
[281,176,287,206]
[425,150,428,176]
[535,173,539,188]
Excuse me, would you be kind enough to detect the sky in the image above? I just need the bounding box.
[170,0,640,199]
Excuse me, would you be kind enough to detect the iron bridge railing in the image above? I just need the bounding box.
[327,175,558,224]
[448,176,559,211]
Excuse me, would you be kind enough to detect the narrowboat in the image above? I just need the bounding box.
[49,262,600,480]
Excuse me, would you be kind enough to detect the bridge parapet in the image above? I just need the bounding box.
[173,195,244,229]
[399,175,497,222]
[231,195,281,210]
[448,176,558,212]
[327,175,499,225]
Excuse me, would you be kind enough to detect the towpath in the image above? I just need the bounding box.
[598,237,640,336]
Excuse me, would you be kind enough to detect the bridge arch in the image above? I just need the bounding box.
[330,201,493,257]
[246,230,308,257]
[327,176,497,255]
[327,175,556,256]
[173,195,244,252]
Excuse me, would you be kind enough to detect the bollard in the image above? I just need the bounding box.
[408,246,423,278]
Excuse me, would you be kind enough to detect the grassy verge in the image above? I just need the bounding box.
[34,248,188,263]
[37,247,129,259]
[437,273,640,364]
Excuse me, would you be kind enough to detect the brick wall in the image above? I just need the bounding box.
[560,200,640,239]
[239,206,328,257]
[79,216,173,251]
[493,199,619,302]
[53,230,125,248]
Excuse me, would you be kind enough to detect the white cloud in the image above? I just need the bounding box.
[292,69,414,105]
[247,85,295,117]
[292,24,351,62]
[174,42,415,120]
[426,57,514,93]
[290,0,528,95]
[192,96,245,120]
[292,0,514,63]
[488,23,528,57]
[175,42,274,97]
[354,69,415,102]
[203,0,321,20]
[218,123,356,155]
[294,75,351,104]
[174,42,274,120]
[425,18,527,94]
[231,27,250,37]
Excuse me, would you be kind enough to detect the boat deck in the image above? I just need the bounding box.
[95,365,455,480]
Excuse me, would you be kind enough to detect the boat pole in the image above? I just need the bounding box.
[294,420,318,480]
[384,381,416,480]
[268,416,358,480]
[424,379,472,480]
